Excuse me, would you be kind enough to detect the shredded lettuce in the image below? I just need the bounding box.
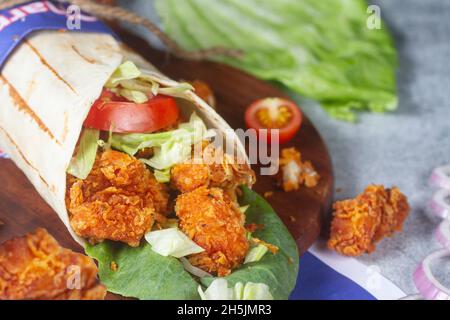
[117,88,149,104]
[241,282,274,300]
[141,140,192,170]
[180,257,212,278]
[112,113,215,172]
[155,0,398,121]
[233,282,244,300]
[198,279,233,300]
[239,205,250,214]
[157,82,194,99]
[244,244,268,264]
[153,168,171,183]
[105,61,141,87]
[144,227,205,258]
[105,61,193,103]
[198,279,273,300]
[67,129,99,179]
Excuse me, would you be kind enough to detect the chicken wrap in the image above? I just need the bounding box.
[0,26,298,300]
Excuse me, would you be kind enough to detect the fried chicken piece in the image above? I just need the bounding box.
[175,186,249,276]
[328,185,409,256]
[67,150,169,247]
[0,228,106,300]
[171,163,211,193]
[171,143,256,196]
[278,147,320,192]
[373,187,410,242]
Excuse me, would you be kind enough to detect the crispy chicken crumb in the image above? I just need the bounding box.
[110,261,118,272]
[328,185,409,256]
[0,228,105,300]
[251,237,279,254]
[278,147,319,192]
[263,191,274,198]
[246,223,264,233]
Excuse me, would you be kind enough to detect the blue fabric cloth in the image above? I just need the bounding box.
[0,1,115,67]
[290,252,376,300]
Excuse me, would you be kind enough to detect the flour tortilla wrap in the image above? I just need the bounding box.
[0,31,248,246]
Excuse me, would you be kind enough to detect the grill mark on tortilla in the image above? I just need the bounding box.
[0,126,50,189]
[61,112,69,142]
[25,77,36,101]
[71,45,97,64]
[0,76,61,146]
[24,40,77,95]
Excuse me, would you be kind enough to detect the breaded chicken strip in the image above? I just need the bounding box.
[175,186,249,276]
[67,150,168,247]
[328,185,409,256]
[171,144,255,195]
[0,228,105,300]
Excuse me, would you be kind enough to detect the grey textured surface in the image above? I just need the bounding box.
[118,0,450,295]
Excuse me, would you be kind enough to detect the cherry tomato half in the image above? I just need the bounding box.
[245,97,302,144]
[84,89,180,133]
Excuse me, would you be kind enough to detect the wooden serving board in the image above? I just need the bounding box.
[0,29,333,298]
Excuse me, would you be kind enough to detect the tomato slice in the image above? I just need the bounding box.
[245,97,302,144]
[84,89,180,133]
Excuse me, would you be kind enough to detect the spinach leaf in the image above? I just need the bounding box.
[85,241,200,299]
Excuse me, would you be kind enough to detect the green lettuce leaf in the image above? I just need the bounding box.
[155,0,398,121]
[244,244,268,264]
[117,88,149,104]
[67,129,99,179]
[144,227,205,258]
[153,168,171,183]
[105,61,141,87]
[105,61,193,103]
[85,187,299,300]
[112,113,214,171]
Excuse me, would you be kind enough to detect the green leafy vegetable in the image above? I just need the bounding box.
[239,205,250,214]
[198,278,233,300]
[105,61,141,87]
[157,82,194,99]
[180,257,212,278]
[67,129,99,179]
[155,0,398,121]
[198,279,273,300]
[144,227,205,258]
[153,168,171,183]
[112,113,214,171]
[105,61,193,103]
[117,88,149,104]
[85,241,200,300]
[244,244,268,264]
[240,282,273,300]
[85,187,299,300]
